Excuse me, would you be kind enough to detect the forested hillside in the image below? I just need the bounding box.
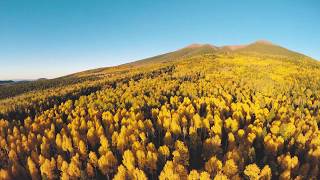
[0,81,14,85]
[1,41,320,180]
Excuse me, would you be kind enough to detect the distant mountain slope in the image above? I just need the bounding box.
[130,40,314,67]
[0,76,97,99]
[126,44,218,66]
[232,40,306,58]
[0,40,317,100]
[0,80,14,85]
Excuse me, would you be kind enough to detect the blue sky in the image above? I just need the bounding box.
[0,0,319,80]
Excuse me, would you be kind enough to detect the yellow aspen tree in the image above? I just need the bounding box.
[62,135,73,154]
[205,156,222,178]
[135,150,146,170]
[98,151,118,176]
[158,145,170,166]
[113,165,128,180]
[159,161,182,180]
[89,151,98,167]
[0,169,11,180]
[87,127,98,147]
[259,165,272,180]
[188,170,199,180]
[213,173,228,180]
[199,171,211,180]
[173,140,189,167]
[78,139,87,159]
[122,150,135,172]
[223,159,238,178]
[98,135,109,156]
[67,154,81,178]
[60,161,69,180]
[40,158,56,179]
[130,168,148,180]
[27,157,40,180]
[244,163,260,180]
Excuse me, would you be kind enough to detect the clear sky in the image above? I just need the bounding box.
[0,0,319,80]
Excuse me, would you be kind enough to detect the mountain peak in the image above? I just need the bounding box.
[253,40,274,45]
[184,43,217,49]
[222,44,248,50]
[135,40,309,67]
[185,43,204,48]
[220,40,275,51]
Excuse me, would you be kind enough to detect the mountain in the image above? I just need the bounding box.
[131,40,313,67]
[132,42,303,67]
[0,80,14,85]
[1,40,320,179]
[0,40,317,100]
[230,40,307,58]
[126,43,219,66]
[0,79,34,86]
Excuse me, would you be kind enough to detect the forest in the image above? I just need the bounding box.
[1,44,320,180]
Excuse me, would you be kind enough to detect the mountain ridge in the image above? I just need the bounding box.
[126,40,315,68]
[180,40,308,58]
[0,40,318,100]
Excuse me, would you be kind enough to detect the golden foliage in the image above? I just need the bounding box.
[1,52,320,179]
